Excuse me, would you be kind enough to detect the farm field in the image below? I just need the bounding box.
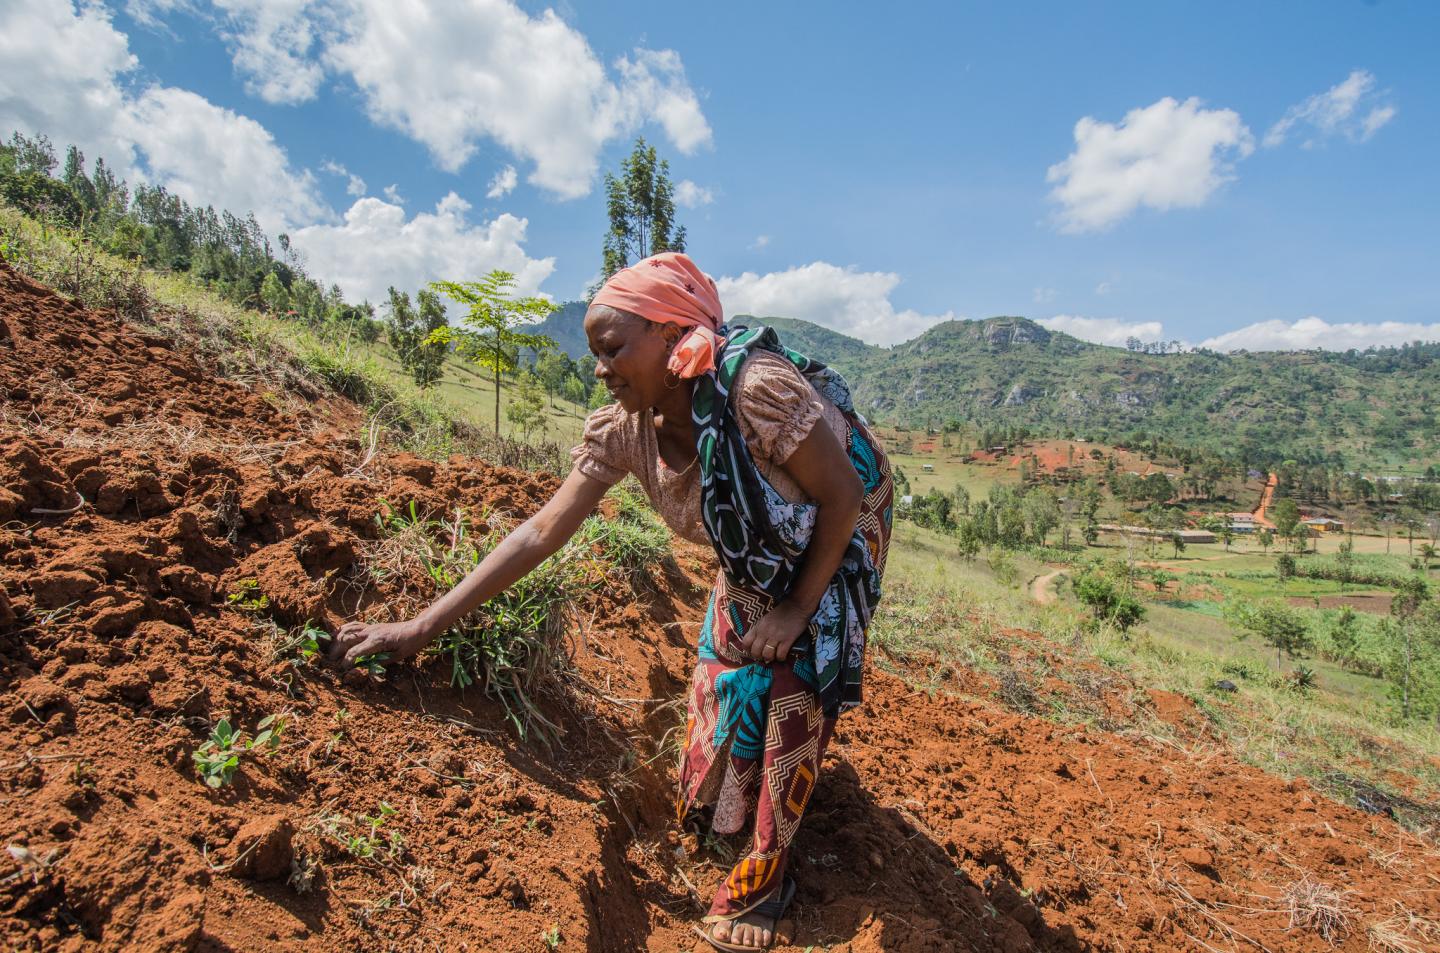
[5,244,1440,950]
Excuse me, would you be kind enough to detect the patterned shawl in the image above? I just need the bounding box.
[692,325,886,717]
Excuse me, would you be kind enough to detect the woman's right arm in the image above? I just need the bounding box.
[330,468,612,667]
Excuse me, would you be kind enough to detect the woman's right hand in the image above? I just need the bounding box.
[329,617,434,669]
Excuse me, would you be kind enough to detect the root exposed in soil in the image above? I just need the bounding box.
[2,260,1437,952]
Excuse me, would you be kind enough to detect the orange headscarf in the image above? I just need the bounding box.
[589,252,725,378]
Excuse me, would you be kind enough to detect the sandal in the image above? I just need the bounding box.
[693,877,797,952]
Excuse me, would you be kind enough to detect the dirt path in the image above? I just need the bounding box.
[1252,471,1278,528]
[1031,568,1065,604]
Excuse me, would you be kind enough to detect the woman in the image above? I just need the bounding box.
[331,253,893,951]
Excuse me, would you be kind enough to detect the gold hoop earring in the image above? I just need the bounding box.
[664,370,682,390]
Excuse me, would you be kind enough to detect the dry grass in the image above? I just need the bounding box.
[1280,873,1356,945]
[1367,903,1440,953]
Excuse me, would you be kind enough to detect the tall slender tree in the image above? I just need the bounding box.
[428,272,557,433]
[600,137,686,280]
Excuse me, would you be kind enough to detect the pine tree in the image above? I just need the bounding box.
[600,137,686,281]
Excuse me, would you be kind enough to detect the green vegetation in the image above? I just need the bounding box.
[191,713,288,788]
[600,136,688,281]
[366,490,672,743]
[429,271,558,434]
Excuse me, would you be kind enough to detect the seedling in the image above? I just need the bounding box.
[226,579,270,613]
[193,718,243,788]
[274,623,331,668]
[192,712,290,787]
[354,652,390,677]
[541,923,562,949]
[326,802,404,861]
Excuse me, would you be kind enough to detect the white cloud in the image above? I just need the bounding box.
[290,192,555,306]
[1047,96,1254,232]
[122,86,327,232]
[1032,286,1057,304]
[1037,315,1166,348]
[486,164,518,199]
[319,0,711,198]
[674,179,714,208]
[211,0,328,104]
[1199,316,1440,352]
[1264,70,1397,148]
[1094,281,1112,296]
[321,159,366,197]
[382,183,404,204]
[0,0,140,176]
[1,1,325,234]
[748,235,770,250]
[717,262,953,346]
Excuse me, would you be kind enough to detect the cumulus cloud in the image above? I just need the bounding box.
[123,87,328,231]
[211,0,328,104]
[1037,315,1167,348]
[290,192,555,306]
[321,159,367,197]
[1199,316,1440,352]
[1047,96,1253,232]
[1,1,326,233]
[315,0,709,198]
[1264,70,1397,148]
[0,0,140,175]
[382,183,404,204]
[674,179,714,208]
[717,262,953,346]
[485,165,518,200]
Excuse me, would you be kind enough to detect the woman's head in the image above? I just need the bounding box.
[584,253,724,411]
[583,304,684,412]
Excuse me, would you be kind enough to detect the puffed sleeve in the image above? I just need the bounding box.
[733,352,825,464]
[569,403,630,487]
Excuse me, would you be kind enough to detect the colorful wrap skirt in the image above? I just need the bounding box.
[678,423,893,922]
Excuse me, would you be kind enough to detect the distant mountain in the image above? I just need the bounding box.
[521,306,1439,464]
[525,300,590,359]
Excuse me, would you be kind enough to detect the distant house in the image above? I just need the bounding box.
[1227,512,1258,534]
[922,464,934,472]
[1302,517,1345,533]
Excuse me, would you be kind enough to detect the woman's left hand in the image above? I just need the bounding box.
[740,601,812,663]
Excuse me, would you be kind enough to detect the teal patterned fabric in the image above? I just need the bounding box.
[692,325,885,718]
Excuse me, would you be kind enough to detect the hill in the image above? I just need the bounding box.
[514,307,1440,464]
[5,257,1439,950]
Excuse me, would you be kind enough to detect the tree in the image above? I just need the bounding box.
[259,272,289,314]
[428,272,557,433]
[1271,498,1301,551]
[384,288,450,389]
[1258,528,1275,555]
[600,137,686,280]
[1022,488,1061,546]
[560,374,588,412]
[505,371,548,442]
[1421,543,1438,569]
[1218,525,1235,552]
[534,350,573,407]
[1390,576,1431,720]
[1230,599,1313,669]
[1328,606,1361,662]
[1073,563,1145,633]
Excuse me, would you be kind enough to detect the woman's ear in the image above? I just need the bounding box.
[662,324,683,349]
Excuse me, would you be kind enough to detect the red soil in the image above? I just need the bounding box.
[2,262,1437,952]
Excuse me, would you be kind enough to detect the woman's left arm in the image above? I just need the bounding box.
[740,421,864,663]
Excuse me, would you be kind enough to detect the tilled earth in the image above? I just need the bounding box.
[2,261,1437,952]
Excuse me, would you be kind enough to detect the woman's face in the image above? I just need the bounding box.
[584,305,681,413]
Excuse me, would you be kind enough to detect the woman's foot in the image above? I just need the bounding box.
[709,911,775,949]
[697,878,795,951]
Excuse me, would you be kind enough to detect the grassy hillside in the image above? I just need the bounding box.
[525,305,1440,466]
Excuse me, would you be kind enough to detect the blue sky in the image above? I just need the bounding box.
[3,1,1437,349]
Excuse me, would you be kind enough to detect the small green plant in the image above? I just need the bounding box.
[541,923,562,949]
[354,652,390,676]
[226,579,270,613]
[192,713,289,788]
[325,802,404,861]
[274,623,331,668]
[192,718,243,788]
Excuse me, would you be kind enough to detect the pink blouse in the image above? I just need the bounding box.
[570,352,848,545]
